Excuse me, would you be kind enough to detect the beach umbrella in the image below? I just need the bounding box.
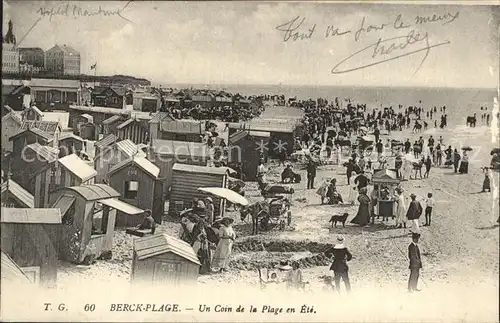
[197,187,249,206]
[461,146,473,151]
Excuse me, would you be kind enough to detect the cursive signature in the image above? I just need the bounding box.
[37,1,133,22]
[331,29,451,74]
[275,16,316,42]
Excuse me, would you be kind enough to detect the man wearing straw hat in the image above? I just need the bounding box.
[329,235,353,293]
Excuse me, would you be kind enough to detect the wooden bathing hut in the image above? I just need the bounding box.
[107,156,163,226]
[228,130,270,181]
[94,139,146,183]
[131,233,200,285]
[168,164,231,217]
[228,119,299,158]
[1,207,62,287]
[372,169,400,218]
[49,184,144,264]
[32,153,97,208]
[157,119,205,143]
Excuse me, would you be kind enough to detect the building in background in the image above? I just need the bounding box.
[2,21,19,74]
[44,44,81,76]
[19,47,45,69]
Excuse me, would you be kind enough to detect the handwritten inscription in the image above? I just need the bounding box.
[275,16,316,42]
[37,1,132,22]
[275,11,459,73]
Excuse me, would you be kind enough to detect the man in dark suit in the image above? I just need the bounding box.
[306,158,317,189]
[328,235,353,293]
[408,233,422,292]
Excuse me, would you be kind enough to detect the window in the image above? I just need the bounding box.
[62,202,75,225]
[124,181,139,199]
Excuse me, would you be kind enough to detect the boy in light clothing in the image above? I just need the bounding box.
[424,193,434,226]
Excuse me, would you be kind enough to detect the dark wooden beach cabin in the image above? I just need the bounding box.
[228,120,298,158]
[1,207,62,287]
[49,132,85,157]
[72,113,94,132]
[18,119,63,148]
[116,118,149,145]
[1,111,23,153]
[78,122,99,141]
[148,112,173,140]
[9,142,58,194]
[168,164,230,217]
[91,86,126,109]
[131,233,200,285]
[107,156,162,226]
[32,153,97,208]
[49,184,143,264]
[372,169,400,218]
[228,130,270,181]
[158,119,205,143]
[94,139,146,183]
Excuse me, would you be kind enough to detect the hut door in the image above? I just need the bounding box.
[152,179,164,224]
[153,261,182,285]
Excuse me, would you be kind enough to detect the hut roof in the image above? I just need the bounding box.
[20,120,62,135]
[0,208,62,224]
[57,132,84,142]
[151,139,207,157]
[80,114,94,122]
[160,119,204,134]
[25,143,59,162]
[1,111,23,126]
[51,194,76,216]
[228,121,295,133]
[9,127,53,142]
[30,78,80,89]
[109,156,160,178]
[134,233,201,265]
[102,115,123,125]
[1,250,32,284]
[149,112,174,124]
[58,154,97,182]
[116,118,144,130]
[94,134,117,149]
[116,139,147,157]
[69,105,130,116]
[172,164,231,176]
[62,184,120,201]
[1,178,34,208]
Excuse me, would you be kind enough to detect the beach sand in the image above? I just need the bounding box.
[9,109,496,322]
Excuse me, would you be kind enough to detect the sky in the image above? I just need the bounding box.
[3,1,499,88]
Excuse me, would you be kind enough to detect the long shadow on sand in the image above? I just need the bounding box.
[327,223,396,235]
[475,225,499,230]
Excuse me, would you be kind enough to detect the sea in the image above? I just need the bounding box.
[167,84,497,125]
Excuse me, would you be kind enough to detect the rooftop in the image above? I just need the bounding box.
[61,184,120,201]
[172,163,232,176]
[109,156,160,178]
[1,178,35,208]
[58,154,97,182]
[1,208,62,224]
[30,78,80,89]
[134,233,201,265]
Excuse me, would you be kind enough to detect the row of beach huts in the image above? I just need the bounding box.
[0,101,304,287]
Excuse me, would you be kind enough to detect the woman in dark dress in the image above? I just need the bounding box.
[350,187,371,226]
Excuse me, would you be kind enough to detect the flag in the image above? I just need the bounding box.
[90,62,97,70]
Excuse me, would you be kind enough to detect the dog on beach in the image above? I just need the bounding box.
[329,213,349,228]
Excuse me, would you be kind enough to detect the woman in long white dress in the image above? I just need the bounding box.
[394,188,407,229]
[347,172,358,205]
[212,217,236,273]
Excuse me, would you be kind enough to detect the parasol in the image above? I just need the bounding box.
[461,146,473,151]
[197,187,249,206]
